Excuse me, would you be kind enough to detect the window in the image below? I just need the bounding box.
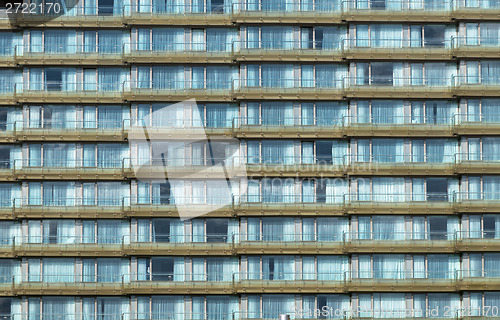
[316,141,333,164]
[151,257,174,281]
[153,219,171,242]
[0,146,9,169]
[484,215,496,238]
[0,298,11,320]
[206,219,228,243]
[316,179,327,203]
[424,25,445,47]
[371,62,393,85]
[45,69,62,91]
[98,0,114,15]
[0,109,7,131]
[428,216,447,240]
[426,178,448,201]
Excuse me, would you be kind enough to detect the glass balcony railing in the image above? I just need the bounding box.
[2,0,500,21]
[341,0,451,10]
[131,42,233,53]
[19,45,124,55]
[23,82,123,92]
[347,76,454,87]
[2,190,500,209]
[243,78,344,88]
[16,159,127,169]
[130,80,234,90]
[237,40,342,50]
[343,38,451,49]
[453,37,500,47]
[0,230,498,248]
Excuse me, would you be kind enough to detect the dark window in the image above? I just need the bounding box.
[315,28,323,49]
[0,298,12,320]
[206,219,228,243]
[317,296,329,319]
[316,141,333,164]
[424,25,446,47]
[370,0,386,9]
[152,219,170,242]
[316,179,327,203]
[210,0,224,13]
[159,183,171,204]
[0,110,7,131]
[0,146,9,169]
[43,106,53,128]
[151,257,174,281]
[98,0,114,15]
[426,178,448,201]
[428,216,448,240]
[371,62,393,85]
[484,215,496,238]
[45,69,62,91]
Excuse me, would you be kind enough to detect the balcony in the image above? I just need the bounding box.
[236,79,344,100]
[454,153,500,174]
[0,49,16,67]
[453,76,500,97]
[344,77,454,99]
[12,236,124,257]
[348,270,458,292]
[452,37,500,58]
[12,198,125,219]
[125,43,233,64]
[455,192,500,213]
[345,193,454,214]
[125,197,234,218]
[232,1,343,23]
[454,113,500,135]
[126,273,234,294]
[342,38,453,60]
[341,0,453,22]
[235,40,343,62]
[12,275,124,296]
[456,231,500,252]
[124,81,234,102]
[235,194,345,216]
[345,154,455,176]
[14,120,128,142]
[16,45,125,66]
[343,115,455,137]
[17,83,124,104]
[124,4,234,26]
[453,0,500,20]
[125,234,234,255]
[3,6,125,28]
[13,159,129,180]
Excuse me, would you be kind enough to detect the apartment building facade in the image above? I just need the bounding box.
[0,1,500,319]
